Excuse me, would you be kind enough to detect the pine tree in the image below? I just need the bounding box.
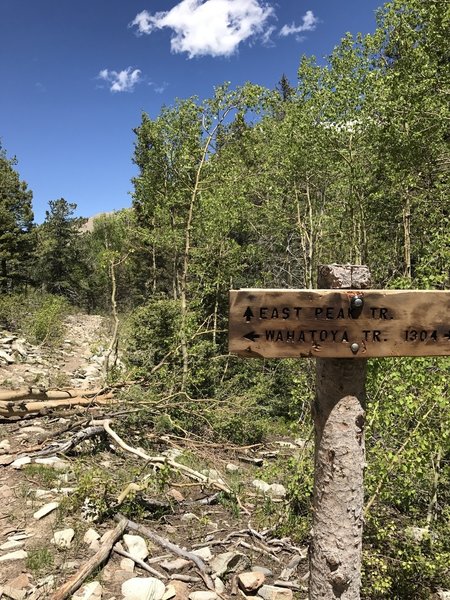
[0,147,35,292]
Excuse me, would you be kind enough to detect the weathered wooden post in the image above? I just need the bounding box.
[228,267,450,600]
[309,264,371,599]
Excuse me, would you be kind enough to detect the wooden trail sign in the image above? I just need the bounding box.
[229,289,450,358]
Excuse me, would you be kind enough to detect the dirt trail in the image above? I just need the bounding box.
[0,314,110,390]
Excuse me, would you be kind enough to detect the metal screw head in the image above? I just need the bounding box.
[351,343,360,353]
[351,297,363,309]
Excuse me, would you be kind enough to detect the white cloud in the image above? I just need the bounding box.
[129,0,275,58]
[279,10,318,37]
[98,67,141,93]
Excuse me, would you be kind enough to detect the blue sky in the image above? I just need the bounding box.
[1,0,382,222]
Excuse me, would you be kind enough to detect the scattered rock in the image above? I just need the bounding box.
[188,592,218,600]
[252,566,273,577]
[33,501,59,520]
[0,584,27,599]
[252,479,271,493]
[6,573,31,590]
[0,455,14,466]
[123,534,149,561]
[210,552,250,577]
[433,592,450,600]
[258,585,293,600]
[121,557,135,572]
[167,488,184,503]
[0,549,28,562]
[0,439,11,451]
[72,581,103,600]
[11,456,31,469]
[51,528,75,548]
[238,572,266,592]
[192,547,213,561]
[213,578,225,594]
[0,349,15,363]
[252,480,286,498]
[160,558,191,572]
[180,513,198,522]
[84,528,101,545]
[226,463,239,473]
[34,456,70,470]
[162,586,177,600]
[121,577,165,600]
[267,484,287,499]
[0,539,25,551]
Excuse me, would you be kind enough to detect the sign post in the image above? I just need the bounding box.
[228,264,450,600]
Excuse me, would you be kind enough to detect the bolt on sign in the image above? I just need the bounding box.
[229,289,450,358]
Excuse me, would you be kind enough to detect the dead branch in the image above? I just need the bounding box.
[112,544,167,579]
[49,516,127,600]
[93,419,232,496]
[29,425,105,458]
[116,514,215,591]
[0,394,115,418]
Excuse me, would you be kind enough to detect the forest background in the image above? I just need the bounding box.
[0,0,449,597]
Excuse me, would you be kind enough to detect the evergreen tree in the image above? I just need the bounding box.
[0,147,35,292]
[35,198,86,301]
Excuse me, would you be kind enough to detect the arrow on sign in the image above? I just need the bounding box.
[243,306,254,322]
[244,331,260,342]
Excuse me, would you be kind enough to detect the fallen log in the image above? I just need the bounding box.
[0,387,105,402]
[49,516,127,600]
[0,393,114,417]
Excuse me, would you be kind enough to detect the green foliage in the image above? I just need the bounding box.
[0,292,69,344]
[24,294,70,344]
[26,547,54,575]
[0,146,35,292]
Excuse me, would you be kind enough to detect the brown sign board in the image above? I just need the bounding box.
[229,289,450,358]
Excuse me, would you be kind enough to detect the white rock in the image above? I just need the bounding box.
[162,584,177,600]
[192,547,213,561]
[214,578,225,594]
[0,349,14,363]
[160,558,190,572]
[72,581,103,600]
[35,456,70,470]
[84,528,101,544]
[11,456,31,469]
[252,479,271,493]
[33,501,59,520]
[0,439,11,451]
[210,552,250,577]
[258,585,293,600]
[0,539,25,551]
[0,549,28,562]
[267,484,287,499]
[52,528,75,548]
[180,513,198,522]
[122,577,165,600]
[226,463,239,473]
[19,426,47,435]
[189,592,217,600]
[123,534,149,561]
[238,571,266,592]
[121,557,135,572]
